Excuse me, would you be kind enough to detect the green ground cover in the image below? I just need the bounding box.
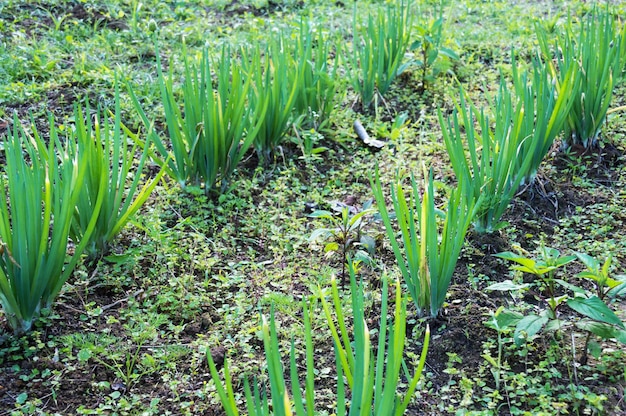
[0,0,625,414]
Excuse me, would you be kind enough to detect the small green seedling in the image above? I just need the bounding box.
[309,200,376,285]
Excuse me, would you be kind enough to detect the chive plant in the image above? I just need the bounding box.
[371,168,479,318]
[242,34,299,164]
[440,81,536,233]
[130,45,264,194]
[512,53,577,183]
[441,52,577,231]
[208,263,430,415]
[537,7,626,148]
[292,17,340,131]
[350,0,412,106]
[0,116,104,334]
[70,92,166,257]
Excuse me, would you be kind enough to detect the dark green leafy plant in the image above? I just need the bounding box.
[409,10,459,90]
[308,201,376,283]
[536,7,626,148]
[570,253,626,361]
[350,0,412,106]
[490,246,577,346]
[371,168,479,317]
[0,116,104,334]
[130,45,265,194]
[574,253,626,301]
[208,262,430,415]
[488,247,626,352]
[70,91,166,257]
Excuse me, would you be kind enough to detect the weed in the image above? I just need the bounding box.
[308,200,376,284]
[409,7,459,91]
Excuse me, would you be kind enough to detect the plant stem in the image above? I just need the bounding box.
[581,331,591,366]
[571,331,579,385]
